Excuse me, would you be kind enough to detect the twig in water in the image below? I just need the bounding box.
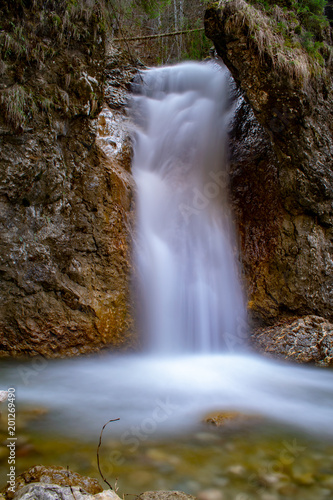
[97,418,120,490]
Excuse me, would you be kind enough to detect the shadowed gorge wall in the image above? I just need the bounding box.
[0,1,135,356]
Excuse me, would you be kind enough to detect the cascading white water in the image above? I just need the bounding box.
[2,62,333,446]
[131,62,247,353]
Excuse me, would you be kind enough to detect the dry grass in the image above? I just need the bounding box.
[218,0,326,82]
[0,0,108,130]
[0,85,37,130]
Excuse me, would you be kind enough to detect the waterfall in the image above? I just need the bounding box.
[2,63,333,445]
[131,62,247,353]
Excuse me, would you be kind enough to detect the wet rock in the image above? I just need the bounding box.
[204,411,259,428]
[196,489,223,500]
[205,1,333,324]
[252,315,333,366]
[226,465,246,476]
[228,92,283,321]
[2,465,103,499]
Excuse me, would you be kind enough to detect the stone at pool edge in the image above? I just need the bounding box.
[251,315,333,366]
[136,492,197,500]
[10,486,197,500]
[11,483,120,500]
[2,465,103,500]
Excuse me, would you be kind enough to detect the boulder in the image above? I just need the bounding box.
[251,315,333,366]
[11,484,121,500]
[2,465,102,500]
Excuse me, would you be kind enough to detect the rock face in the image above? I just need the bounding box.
[0,1,136,356]
[228,91,282,322]
[206,1,333,323]
[252,315,333,366]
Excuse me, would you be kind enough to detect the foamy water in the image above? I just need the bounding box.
[131,62,246,353]
[1,353,333,439]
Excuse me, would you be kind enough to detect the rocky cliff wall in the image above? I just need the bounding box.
[206,0,333,323]
[0,1,135,356]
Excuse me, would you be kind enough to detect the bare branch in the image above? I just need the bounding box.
[113,28,205,42]
[97,418,120,491]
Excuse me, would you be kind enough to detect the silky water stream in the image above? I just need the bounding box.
[1,62,333,499]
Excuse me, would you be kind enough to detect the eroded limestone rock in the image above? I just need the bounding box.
[2,465,103,500]
[0,2,136,356]
[11,484,121,500]
[206,2,333,323]
[252,315,333,365]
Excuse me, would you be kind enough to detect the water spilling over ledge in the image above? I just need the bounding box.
[131,62,247,353]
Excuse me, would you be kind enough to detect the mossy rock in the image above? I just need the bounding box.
[2,465,103,500]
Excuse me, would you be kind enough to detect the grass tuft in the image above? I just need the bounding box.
[0,84,37,130]
[218,0,331,82]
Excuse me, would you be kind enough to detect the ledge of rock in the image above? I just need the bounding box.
[251,315,333,366]
[2,465,103,500]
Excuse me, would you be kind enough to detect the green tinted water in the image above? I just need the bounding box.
[1,405,333,500]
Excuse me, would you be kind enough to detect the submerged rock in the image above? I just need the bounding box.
[252,315,333,366]
[136,492,197,500]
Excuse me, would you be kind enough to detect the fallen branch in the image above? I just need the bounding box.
[113,28,205,42]
[97,418,120,490]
